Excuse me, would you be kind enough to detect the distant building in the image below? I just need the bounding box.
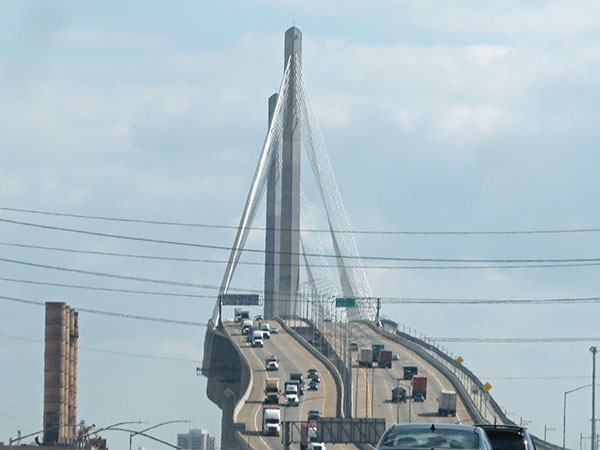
[177,429,215,450]
[206,434,215,450]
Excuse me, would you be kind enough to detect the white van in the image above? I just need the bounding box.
[261,322,271,339]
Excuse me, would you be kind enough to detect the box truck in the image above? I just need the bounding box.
[438,390,457,416]
[358,347,373,367]
[378,349,393,368]
[264,378,279,404]
[412,374,428,399]
[262,405,281,436]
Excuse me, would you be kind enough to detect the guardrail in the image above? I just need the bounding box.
[378,318,510,425]
[278,318,344,418]
[362,320,484,424]
[378,318,566,449]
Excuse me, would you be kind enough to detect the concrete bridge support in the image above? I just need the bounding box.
[264,26,302,319]
[202,326,250,450]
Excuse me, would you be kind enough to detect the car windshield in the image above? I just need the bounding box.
[381,428,479,449]
[485,432,527,450]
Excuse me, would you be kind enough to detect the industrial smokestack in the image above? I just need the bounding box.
[43,302,78,445]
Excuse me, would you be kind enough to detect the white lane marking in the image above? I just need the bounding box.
[235,329,273,450]
[357,324,464,424]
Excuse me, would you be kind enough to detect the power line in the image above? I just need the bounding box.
[433,337,600,343]
[379,296,600,304]
[481,376,588,380]
[0,276,213,299]
[0,333,201,363]
[2,205,600,235]
[2,216,600,264]
[0,411,40,426]
[3,273,600,306]
[3,241,600,270]
[0,402,41,418]
[0,256,230,291]
[0,295,206,327]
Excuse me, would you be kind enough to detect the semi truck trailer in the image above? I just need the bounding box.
[412,374,428,399]
[438,390,457,416]
[358,347,373,367]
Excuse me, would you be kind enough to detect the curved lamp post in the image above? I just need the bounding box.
[129,420,191,450]
[100,426,183,450]
[564,385,592,449]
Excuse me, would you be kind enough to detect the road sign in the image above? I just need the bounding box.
[483,382,492,392]
[456,356,464,364]
[336,298,356,307]
[316,418,386,444]
[219,294,260,305]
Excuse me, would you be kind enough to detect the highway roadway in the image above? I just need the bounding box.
[223,321,359,450]
[321,322,474,426]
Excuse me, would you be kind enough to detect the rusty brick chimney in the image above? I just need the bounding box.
[43,302,78,445]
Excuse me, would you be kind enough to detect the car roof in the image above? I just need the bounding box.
[477,425,527,433]
[388,423,480,433]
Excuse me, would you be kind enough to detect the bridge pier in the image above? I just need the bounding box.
[202,326,250,450]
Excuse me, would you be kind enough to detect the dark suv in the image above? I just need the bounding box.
[478,425,536,450]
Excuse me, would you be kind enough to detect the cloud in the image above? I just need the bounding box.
[54,28,170,50]
[440,104,507,135]
[257,0,600,40]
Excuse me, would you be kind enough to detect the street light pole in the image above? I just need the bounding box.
[396,378,402,424]
[592,346,598,450]
[129,420,190,450]
[564,385,591,449]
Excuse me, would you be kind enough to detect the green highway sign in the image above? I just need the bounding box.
[336,298,356,307]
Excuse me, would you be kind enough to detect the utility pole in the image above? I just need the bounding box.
[371,366,375,418]
[355,354,359,418]
[365,367,368,418]
[592,346,598,450]
[396,379,402,424]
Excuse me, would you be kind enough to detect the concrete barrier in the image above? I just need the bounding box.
[277,318,344,418]
[361,320,484,424]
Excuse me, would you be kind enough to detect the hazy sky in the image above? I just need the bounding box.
[1,1,600,449]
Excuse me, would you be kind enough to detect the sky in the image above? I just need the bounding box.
[1,0,600,448]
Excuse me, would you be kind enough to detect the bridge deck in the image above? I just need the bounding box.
[348,323,473,425]
[224,321,360,450]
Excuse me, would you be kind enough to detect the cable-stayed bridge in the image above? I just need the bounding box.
[201,27,562,450]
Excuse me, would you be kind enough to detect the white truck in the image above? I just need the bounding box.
[252,329,264,347]
[285,383,299,406]
[301,421,326,450]
[241,319,253,335]
[438,390,457,416]
[262,405,281,436]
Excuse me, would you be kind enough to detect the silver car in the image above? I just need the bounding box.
[377,423,493,450]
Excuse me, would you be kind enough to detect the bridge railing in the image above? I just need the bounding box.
[379,317,511,426]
